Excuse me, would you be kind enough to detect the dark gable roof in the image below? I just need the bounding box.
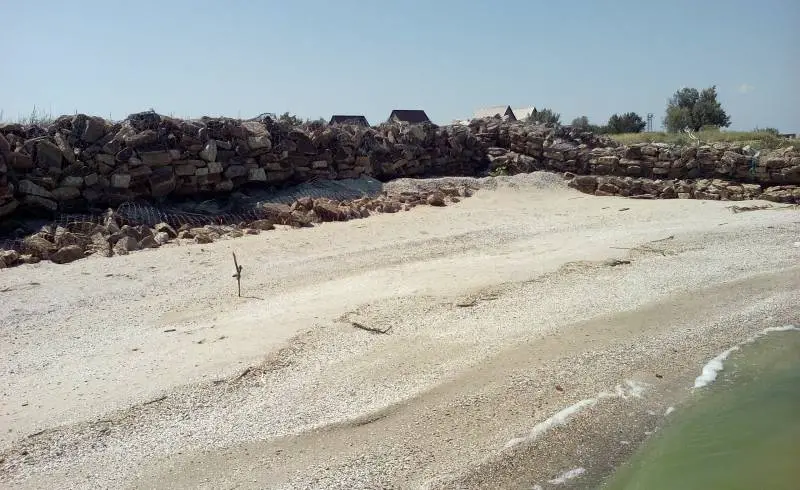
[329,115,370,126]
[388,110,431,124]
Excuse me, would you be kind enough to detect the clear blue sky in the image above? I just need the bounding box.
[2,0,798,132]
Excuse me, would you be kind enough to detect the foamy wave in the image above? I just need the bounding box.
[504,380,647,449]
[548,467,586,484]
[693,325,799,389]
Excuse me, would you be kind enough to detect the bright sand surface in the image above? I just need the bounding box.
[1,173,798,489]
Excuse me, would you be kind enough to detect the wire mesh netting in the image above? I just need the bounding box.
[0,177,385,252]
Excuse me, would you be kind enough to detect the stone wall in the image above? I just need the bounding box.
[1,113,799,223]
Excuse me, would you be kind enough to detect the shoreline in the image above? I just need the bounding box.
[603,327,800,490]
[1,173,798,488]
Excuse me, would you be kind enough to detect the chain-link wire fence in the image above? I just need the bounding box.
[0,177,384,252]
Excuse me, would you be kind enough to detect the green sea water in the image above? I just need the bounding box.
[604,328,800,490]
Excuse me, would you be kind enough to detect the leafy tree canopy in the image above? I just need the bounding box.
[527,108,561,125]
[606,112,646,134]
[664,86,730,132]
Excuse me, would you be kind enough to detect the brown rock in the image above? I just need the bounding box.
[248,219,275,231]
[1,249,20,266]
[22,235,56,258]
[50,245,86,264]
[113,236,139,255]
[139,235,160,249]
[569,175,599,193]
[154,222,178,238]
[19,254,41,264]
[86,233,112,257]
[55,229,88,248]
[313,199,346,221]
[426,192,446,206]
[8,152,34,170]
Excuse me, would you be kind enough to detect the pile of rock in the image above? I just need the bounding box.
[0,185,471,268]
[567,174,800,203]
[2,112,799,223]
[0,113,486,220]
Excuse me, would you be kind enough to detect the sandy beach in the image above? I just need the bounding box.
[1,172,798,489]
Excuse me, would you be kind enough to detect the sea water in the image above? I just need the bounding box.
[605,327,800,490]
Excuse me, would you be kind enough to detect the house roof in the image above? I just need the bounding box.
[329,115,370,126]
[388,110,431,124]
[473,105,516,120]
[512,106,537,121]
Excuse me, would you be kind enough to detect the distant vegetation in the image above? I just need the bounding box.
[526,108,561,125]
[0,105,55,126]
[571,112,646,134]
[609,129,798,150]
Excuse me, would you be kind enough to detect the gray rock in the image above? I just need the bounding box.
[0,199,19,217]
[174,162,196,176]
[87,233,112,257]
[154,222,178,238]
[61,175,84,187]
[149,168,176,197]
[139,235,160,249]
[139,150,173,167]
[54,132,76,164]
[154,231,171,245]
[200,140,217,162]
[1,249,20,266]
[35,140,63,169]
[82,117,107,143]
[50,245,86,264]
[113,236,139,255]
[84,173,99,186]
[111,173,132,188]
[248,219,275,230]
[124,129,157,148]
[22,235,56,258]
[247,168,267,181]
[18,180,54,198]
[52,186,81,201]
[247,134,272,151]
[224,165,247,179]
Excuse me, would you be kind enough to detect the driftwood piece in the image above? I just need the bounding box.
[350,321,392,335]
[232,252,243,297]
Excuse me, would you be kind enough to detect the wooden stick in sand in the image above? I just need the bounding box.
[232,252,243,297]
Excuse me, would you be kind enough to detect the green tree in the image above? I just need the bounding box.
[571,115,590,130]
[606,112,647,134]
[664,86,731,132]
[527,108,561,125]
[278,112,304,126]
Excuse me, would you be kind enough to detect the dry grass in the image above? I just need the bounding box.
[610,130,799,150]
